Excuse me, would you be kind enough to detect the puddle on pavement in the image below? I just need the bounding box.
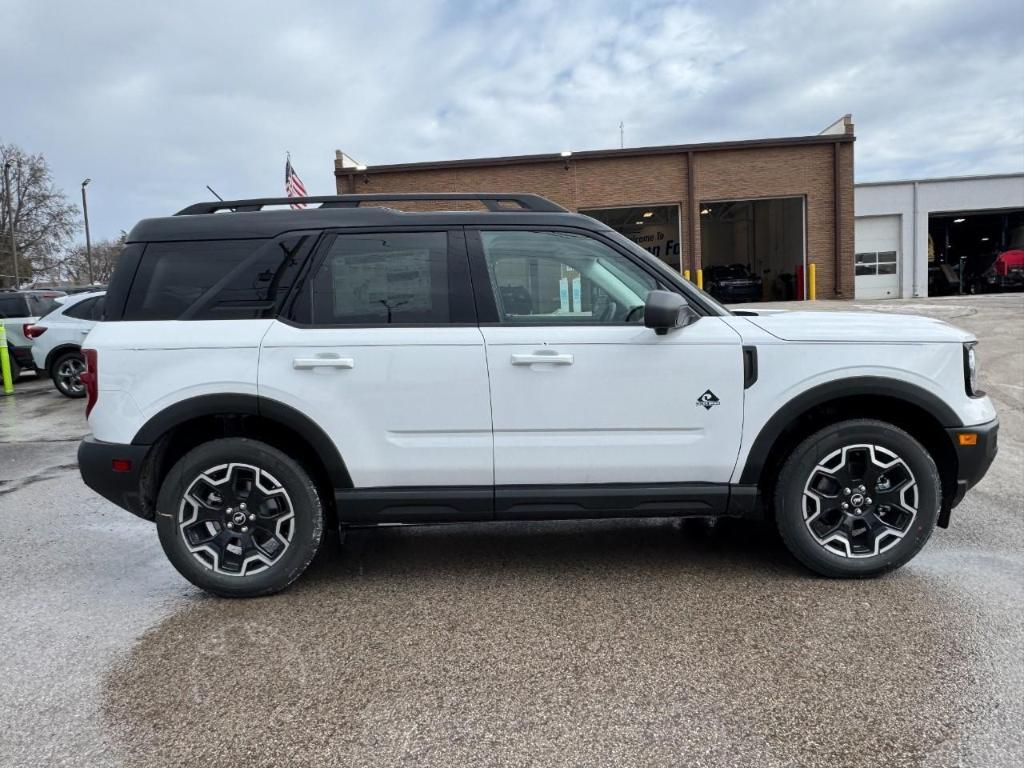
[102,520,979,767]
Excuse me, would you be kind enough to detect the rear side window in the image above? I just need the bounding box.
[0,295,28,318]
[123,240,264,320]
[63,297,100,320]
[309,233,452,325]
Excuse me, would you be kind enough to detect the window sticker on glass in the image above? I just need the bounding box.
[311,233,450,325]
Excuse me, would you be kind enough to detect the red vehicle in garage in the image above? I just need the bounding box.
[967,249,1024,294]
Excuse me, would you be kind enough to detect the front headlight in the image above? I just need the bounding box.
[964,342,979,396]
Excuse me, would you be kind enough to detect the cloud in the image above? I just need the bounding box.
[1,0,1021,242]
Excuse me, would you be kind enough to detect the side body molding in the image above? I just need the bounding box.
[738,376,963,485]
[131,393,352,488]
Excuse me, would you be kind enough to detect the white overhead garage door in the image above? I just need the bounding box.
[855,216,901,299]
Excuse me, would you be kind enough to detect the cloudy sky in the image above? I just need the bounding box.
[2,0,1022,243]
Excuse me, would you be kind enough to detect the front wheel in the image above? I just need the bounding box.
[774,419,940,578]
[156,438,324,597]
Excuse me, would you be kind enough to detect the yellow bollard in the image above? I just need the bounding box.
[696,268,703,291]
[683,269,690,282]
[808,262,817,301]
[0,325,13,395]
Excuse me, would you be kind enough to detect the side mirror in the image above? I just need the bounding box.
[643,290,696,335]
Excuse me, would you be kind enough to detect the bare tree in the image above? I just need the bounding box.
[1,143,80,287]
[57,232,126,285]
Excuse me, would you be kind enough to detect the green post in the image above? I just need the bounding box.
[0,324,13,394]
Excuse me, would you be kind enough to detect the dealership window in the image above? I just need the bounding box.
[855,251,897,276]
[700,197,805,302]
[580,205,682,272]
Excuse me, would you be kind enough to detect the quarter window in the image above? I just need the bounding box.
[123,240,265,320]
[479,231,658,324]
[310,233,451,325]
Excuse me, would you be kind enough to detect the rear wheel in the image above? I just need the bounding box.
[774,419,940,578]
[156,438,324,597]
[51,351,86,398]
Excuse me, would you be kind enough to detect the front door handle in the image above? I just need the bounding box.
[510,351,574,366]
[292,356,355,370]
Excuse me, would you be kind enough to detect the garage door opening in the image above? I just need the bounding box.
[700,197,805,302]
[928,209,1024,295]
[581,205,682,272]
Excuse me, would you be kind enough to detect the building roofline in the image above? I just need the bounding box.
[334,133,855,176]
[855,171,1024,188]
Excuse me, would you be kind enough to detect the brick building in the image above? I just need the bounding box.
[335,116,855,302]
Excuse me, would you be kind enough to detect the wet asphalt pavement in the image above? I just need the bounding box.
[0,294,1021,767]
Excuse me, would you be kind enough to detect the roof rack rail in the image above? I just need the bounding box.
[175,193,568,216]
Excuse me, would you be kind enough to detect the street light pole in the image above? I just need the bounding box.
[81,178,94,284]
[3,160,19,289]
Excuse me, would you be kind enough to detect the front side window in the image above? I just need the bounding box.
[479,230,658,324]
[310,232,450,325]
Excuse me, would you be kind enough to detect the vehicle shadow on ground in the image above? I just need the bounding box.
[103,518,975,768]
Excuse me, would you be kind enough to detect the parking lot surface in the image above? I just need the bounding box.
[1,294,1021,767]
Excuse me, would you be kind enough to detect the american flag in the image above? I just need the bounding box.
[285,156,308,208]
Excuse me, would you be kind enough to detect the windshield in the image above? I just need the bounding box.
[599,228,731,316]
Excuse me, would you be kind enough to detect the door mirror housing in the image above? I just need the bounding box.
[643,290,696,335]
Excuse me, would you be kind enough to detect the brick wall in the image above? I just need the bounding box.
[336,141,855,299]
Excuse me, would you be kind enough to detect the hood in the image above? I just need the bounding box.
[741,310,974,343]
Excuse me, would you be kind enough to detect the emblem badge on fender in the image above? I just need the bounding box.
[696,390,720,410]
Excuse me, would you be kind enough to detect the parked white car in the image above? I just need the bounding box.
[78,193,998,597]
[29,290,105,397]
[0,289,65,380]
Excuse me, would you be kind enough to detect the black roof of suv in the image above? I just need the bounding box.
[110,192,722,323]
[127,193,609,242]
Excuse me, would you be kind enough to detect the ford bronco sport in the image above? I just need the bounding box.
[77,193,998,597]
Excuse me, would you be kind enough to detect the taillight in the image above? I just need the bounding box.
[24,324,47,338]
[81,348,98,417]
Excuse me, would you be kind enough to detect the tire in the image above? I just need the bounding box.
[774,419,940,578]
[51,350,87,398]
[156,438,325,598]
[7,355,21,382]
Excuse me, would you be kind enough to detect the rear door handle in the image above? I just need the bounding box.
[510,352,574,366]
[292,356,355,370]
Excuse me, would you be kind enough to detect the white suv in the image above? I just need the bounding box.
[29,290,106,397]
[78,193,998,597]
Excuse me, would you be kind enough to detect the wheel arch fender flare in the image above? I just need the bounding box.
[738,376,963,485]
[45,344,83,374]
[131,393,352,488]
